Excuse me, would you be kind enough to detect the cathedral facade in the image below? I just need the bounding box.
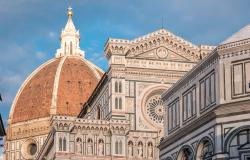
[159,25,250,160]
[5,8,214,160]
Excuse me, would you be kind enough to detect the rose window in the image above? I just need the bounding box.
[146,95,164,124]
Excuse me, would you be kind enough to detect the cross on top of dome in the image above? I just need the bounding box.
[64,6,76,32]
[68,6,73,17]
[55,7,85,58]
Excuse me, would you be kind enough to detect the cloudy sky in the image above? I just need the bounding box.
[0,0,250,137]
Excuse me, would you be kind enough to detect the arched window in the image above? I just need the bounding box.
[64,42,66,54]
[59,137,63,151]
[63,137,67,151]
[119,82,122,93]
[115,141,119,154]
[115,98,118,109]
[119,140,122,154]
[97,106,101,119]
[115,81,118,93]
[70,41,73,55]
[119,98,122,109]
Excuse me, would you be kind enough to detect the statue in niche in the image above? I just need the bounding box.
[87,139,93,155]
[76,143,82,153]
[76,138,82,154]
[138,142,143,158]
[128,141,133,157]
[147,142,153,158]
[98,139,104,156]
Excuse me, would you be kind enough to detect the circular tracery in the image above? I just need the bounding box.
[157,47,168,58]
[146,95,164,124]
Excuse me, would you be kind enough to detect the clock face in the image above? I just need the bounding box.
[157,47,168,59]
[146,95,164,124]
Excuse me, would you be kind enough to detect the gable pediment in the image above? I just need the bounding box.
[126,45,195,62]
[105,29,215,62]
[125,29,201,62]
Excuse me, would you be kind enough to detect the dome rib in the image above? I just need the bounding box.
[50,57,67,115]
[83,59,103,79]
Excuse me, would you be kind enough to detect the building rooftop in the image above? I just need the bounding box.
[221,24,250,44]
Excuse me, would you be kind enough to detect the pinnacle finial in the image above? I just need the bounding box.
[68,6,73,18]
[55,6,85,58]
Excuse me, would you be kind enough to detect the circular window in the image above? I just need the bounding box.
[28,143,37,156]
[146,95,164,124]
[21,139,38,159]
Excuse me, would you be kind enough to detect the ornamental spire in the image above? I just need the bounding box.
[55,7,85,58]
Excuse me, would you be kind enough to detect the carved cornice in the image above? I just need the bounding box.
[104,29,215,61]
[219,48,250,60]
[125,69,185,78]
[6,117,50,140]
[218,38,250,53]
[52,116,130,133]
[7,124,50,140]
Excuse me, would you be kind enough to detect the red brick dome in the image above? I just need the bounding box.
[9,56,103,124]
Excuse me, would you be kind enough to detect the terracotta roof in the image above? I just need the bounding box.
[56,58,101,116]
[10,57,103,124]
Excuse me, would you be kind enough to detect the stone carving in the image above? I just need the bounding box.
[138,142,143,158]
[98,139,104,156]
[146,95,164,124]
[148,142,153,158]
[157,47,168,58]
[128,141,133,157]
[138,117,149,129]
[76,138,82,154]
[87,139,93,155]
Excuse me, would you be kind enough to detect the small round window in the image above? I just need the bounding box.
[28,143,37,155]
[21,139,38,159]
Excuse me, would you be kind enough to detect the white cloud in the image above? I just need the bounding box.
[49,31,57,39]
[1,74,22,86]
[0,74,23,105]
[35,51,47,59]
[89,52,106,63]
